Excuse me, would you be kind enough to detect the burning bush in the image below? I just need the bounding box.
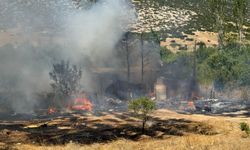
[70,92,93,112]
[128,97,156,133]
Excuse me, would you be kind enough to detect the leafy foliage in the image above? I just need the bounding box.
[233,0,248,42]
[49,60,82,107]
[160,47,178,64]
[238,66,250,86]
[207,52,237,85]
[199,45,250,88]
[240,87,250,101]
[240,122,250,136]
[129,97,156,133]
[161,43,250,89]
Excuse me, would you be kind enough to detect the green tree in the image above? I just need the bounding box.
[240,87,249,102]
[128,97,156,133]
[121,32,132,83]
[49,60,82,108]
[238,65,250,86]
[207,52,238,90]
[139,31,160,84]
[233,0,248,45]
[208,0,228,49]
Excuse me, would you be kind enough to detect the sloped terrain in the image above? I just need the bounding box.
[131,0,213,36]
[0,0,249,49]
[131,0,197,33]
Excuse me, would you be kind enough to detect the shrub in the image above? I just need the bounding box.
[206,52,238,90]
[49,60,82,108]
[128,97,156,133]
[238,65,250,86]
[160,47,178,64]
[196,47,216,63]
[241,88,250,102]
[240,122,250,136]
[197,41,207,49]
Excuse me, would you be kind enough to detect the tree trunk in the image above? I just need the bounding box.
[239,27,245,50]
[140,33,144,84]
[125,33,130,83]
[216,14,224,50]
[142,119,146,133]
[218,29,224,49]
[239,28,243,44]
[189,41,198,99]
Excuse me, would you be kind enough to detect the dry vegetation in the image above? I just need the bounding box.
[160,31,218,53]
[0,109,249,150]
[16,135,250,150]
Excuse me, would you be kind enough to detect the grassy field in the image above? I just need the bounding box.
[1,109,249,150]
[16,135,250,150]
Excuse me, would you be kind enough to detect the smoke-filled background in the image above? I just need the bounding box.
[0,0,136,113]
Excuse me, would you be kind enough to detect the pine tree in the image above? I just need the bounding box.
[233,0,247,45]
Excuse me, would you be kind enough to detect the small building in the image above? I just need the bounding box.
[154,77,167,101]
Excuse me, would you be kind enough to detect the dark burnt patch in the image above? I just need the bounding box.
[0,112,217,146]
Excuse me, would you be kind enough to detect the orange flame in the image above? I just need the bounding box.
[71,97,93,111]
[48,107,57,114]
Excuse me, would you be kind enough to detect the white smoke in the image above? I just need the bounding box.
[64,0,135,63]
[0,0,136,113]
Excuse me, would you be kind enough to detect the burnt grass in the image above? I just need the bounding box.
[0,112,216,146]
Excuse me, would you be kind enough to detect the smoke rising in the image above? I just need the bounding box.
[0,0,135,113]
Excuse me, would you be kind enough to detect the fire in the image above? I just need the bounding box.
[48,92,93,113]
[48,107,57,114]
[71,97,93,111]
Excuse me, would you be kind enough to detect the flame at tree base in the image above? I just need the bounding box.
[70,97,93,111]
[47,96,93,115]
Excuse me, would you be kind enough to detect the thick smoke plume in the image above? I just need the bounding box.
[0,0,135,113]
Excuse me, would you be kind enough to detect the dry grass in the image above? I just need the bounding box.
[14,134,250,150]
[6,109,250,150]
[160,31,218,53]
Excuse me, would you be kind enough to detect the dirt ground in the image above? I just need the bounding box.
[0,109,249,150]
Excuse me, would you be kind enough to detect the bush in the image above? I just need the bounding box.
[241,88,250,102]
[238,65,250,86]
[160,47,178,63]
[49,60,82,108]
[128,97,156,133]
[240,122,250,136]
[196,47,216,63]
[161,43,250,89]
[205,51,239,90]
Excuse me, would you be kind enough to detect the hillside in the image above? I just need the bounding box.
[1,0,249,52]
[131,0,250,32]
[131,0,250,52]
[0,0,249,38]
